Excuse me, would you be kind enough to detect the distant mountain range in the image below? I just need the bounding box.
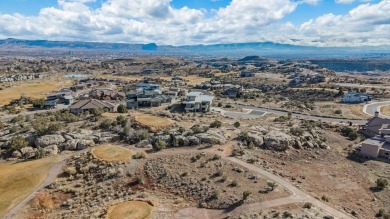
[1,38,390,59]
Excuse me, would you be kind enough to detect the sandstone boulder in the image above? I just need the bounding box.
[35,135,65,147]
[263,130,294,151]
[136,140,151,148]
[63,139,79,151]
[21,147,36,159]
[44,145,59,156]
[77,140,95,150]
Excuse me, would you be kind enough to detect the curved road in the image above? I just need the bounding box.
[363,101,390,119]
[151,148,352,219]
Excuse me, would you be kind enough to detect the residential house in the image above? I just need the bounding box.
[126,90,173,109]
[44,89,74,108]
[69,99,117,114]
[182,92,214,113]
[165,87,186,97]
[224,86,244,98]
[343,92,371,103]
[359,112,390,137]
[136,83,162,94]
[90,88,126,101]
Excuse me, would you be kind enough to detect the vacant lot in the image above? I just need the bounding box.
[92,145,133,162]
[134,113,174,129]
[107,201,152,219]
[0,80,69,106]
[314,101,370,119]
[0,157,59,218]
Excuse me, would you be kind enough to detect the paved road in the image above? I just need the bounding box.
[363,101,390,119]
[234,104,367,125]
[3,159,67,219]
[151,148,352,219]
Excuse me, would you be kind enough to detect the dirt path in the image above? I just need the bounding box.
[150,148,352,219]
[3,159,67,219]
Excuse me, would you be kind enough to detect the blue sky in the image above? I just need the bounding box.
[0,0,388,46]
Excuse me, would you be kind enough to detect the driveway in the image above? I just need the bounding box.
[363,101,390,119]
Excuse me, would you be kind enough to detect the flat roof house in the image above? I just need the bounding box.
[126,90,173,109]
[183,92,214,113]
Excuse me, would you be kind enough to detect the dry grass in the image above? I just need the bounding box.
[0,157,59,217]
[0,79,71,106]
[380,105,390,117]
[102,112,129,119]
[134,113,174,128]
[30,193,55,210]
[107,201,152,219]
[92,145,133,162]
[315,101,370,119]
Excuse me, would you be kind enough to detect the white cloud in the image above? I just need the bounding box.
[299,0,390,46]
[0,0,388,46]
[335,0,372,4]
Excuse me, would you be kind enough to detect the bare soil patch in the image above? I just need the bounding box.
[92,145,133,162]
[146,153,291,209]
[134,113,174,129]
[380,105,390,117]
[107,201,152,219]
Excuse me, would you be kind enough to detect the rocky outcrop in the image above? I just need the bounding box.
[44,145,59,156]
[240,127,328,151]
[196,131,226,144]
[264,131,294,151]
[35,135,65,148]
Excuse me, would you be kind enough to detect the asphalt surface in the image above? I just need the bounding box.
[363,101,390,119]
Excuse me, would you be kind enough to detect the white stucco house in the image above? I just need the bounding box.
[183,92,214,113]
[342,92,371,103]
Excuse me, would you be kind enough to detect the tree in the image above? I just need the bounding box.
[234,121,241,128]
[32,98,45,108]
[267,182,278,191]
[210,120,222,128]
[376,178,389,190]
[117,104,128,113]
[9,136,29,153]
[92,108,104,117]
[242,191,251,201]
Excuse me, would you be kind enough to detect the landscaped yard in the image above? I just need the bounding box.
[0,157,60,217]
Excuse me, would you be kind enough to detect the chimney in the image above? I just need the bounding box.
[375,111,379,118]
